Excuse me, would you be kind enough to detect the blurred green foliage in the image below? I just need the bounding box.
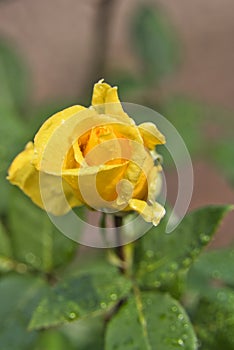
[186,246,234,350]
[134,206,230,297]
[131,4,179,84]
[9,189,77,273]
[0,2,234,349]
[105,292,196,350]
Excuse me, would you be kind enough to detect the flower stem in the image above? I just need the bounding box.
[91,0,116,81]
[114,215,125,273]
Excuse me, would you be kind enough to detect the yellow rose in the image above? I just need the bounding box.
[7,80,166,225]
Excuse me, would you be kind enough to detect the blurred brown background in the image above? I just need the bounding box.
[0,0,233,246]
[1,0,234,106]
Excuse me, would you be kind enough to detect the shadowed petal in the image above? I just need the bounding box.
[138,122,166,149]
[128,198,165,226]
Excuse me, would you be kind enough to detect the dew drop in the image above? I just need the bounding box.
[191,248,200,257]
[170,262,178,271]
[16,263,27,273]
[25,252,36,264]
[110,293,117,301]
[171,305,178,313]
[167,272,175,280]
[178,313,184,321]
[170,324,176,331]
[0,258,12,271]
[171,338,184,347]
[146,250,154,258]
[69,312,76,320]
[199,234,210,244]
[178,338,184,346]
[100,302,107,309]
[182,257,192,267]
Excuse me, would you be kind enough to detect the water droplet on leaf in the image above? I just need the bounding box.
[100,302,107,309]
[171,305,178,313]
[178,338,184,346]
[199,234,210,244]
[170,262,178,271]
[178,313,184,321]
[146,250,154,258]
[183,257,192,267]
[69,312,76,320]
[110,293,117,301]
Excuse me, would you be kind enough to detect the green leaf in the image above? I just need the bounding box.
[61,316,105,350]
[0,274,47,350]
[29,267,131,330]
[192,287,234,350]
[134,205,232,292]
[185,246,234,317]
[189,246,234,288]
[105,291,197,350]
[9,188,77,273]
[131,4,179,83]
[33,329,76,350]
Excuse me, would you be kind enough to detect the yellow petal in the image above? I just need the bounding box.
[138,122,166,149]
[62,161,129,209]
[91,79,133,124]
[40,174,83,215]
[111,123,143,144]
[63,145,80,169]
[34,109,133,174]
[34,105,87,171]
[148,166,163,204]
[121,141,150,193]
[128,198,165,226]
[81,123,144,167]
[7,142,82,215]
[131,151,155,201]
[73,141,86,166]
[82,125,122,166]
[92,79,120,106]
[116,179,134,206]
